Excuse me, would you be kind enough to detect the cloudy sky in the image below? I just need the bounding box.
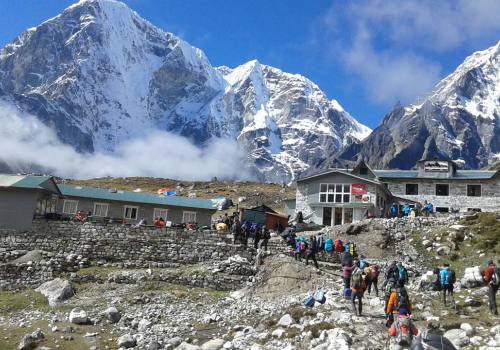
[1,0,499,128]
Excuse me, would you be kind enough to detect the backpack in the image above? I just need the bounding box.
[314,290,326,304]
[395,315,413,345]
[395,288,409,312]
[398,266,408,283]
[334,239,343,252]
[300,242,306,252]
[324,239,333,252]
[491,267,500,286]
[371,264,380,279]
[352,271,365,289]
[447,269,456,285]
[304,296,315,308]
[344,243,350,253]
[349,243,356,257]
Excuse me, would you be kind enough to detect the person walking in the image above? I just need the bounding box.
[342,264,354,290]
[261,226,270,251]
[367,263,380,296]
[350,262,367,316]
[483,258,499,315]
[253,225,261,249]
[440,263,456,308]
[390,204,398,218]
[386,281,413,326]
[397,262,408,287]
[306,236,319,269]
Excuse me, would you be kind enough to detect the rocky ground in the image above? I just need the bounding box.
[1,214,500,350]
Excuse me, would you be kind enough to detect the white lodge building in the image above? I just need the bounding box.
[295,159,500,226]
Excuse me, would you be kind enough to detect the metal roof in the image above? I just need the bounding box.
[0,175,54,189]
[374,170,497,180]
[58,184,216,210]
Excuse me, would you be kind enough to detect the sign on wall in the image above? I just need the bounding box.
[424,161,449,172]
[361,194,371,203]
[351,184,367,196]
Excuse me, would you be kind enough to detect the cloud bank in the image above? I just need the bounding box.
[321,0,500,105]
[0,102,253,181]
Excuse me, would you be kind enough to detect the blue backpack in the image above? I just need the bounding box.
[304,296,315,308]
[399,266,408,283]
[324,239,333,252]
[344,243,350,253]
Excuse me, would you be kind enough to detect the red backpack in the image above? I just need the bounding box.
[334,239,343,252]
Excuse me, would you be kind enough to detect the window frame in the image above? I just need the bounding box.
[153,208,168,221]
[466,184,481,197]
[405,183,419,196]
[93,202,109,217]
[182,211,197,223]
[62,200,79,215]
[319,183,351,203]
[435,183,450,197]
[123,205,139,220]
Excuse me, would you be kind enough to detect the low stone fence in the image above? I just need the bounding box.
[0,219,255,265]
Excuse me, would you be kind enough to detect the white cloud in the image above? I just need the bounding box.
[0,102,254,181]
[321,0,500,105]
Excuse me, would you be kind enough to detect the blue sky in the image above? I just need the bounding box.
[1,0,499,129]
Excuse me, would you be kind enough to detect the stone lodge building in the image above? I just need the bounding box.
[295,159,500,226]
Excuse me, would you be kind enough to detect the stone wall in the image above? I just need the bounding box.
[0,219,255,265]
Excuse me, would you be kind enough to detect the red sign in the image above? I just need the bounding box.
[351,184,367,196]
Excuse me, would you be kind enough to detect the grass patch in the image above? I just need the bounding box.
[287,306,316,322]
[0,289,48,313]
[304,321,335,338]
[76,266,122,277]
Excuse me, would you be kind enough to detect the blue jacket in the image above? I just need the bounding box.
[440,267,449,285]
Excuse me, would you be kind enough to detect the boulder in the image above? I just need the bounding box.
[18,329,45,350]
[69,308,89,324]
[271,328,285,338]
[35,278,74,306]
[460,323,475,337]
[201,338,225,350]
[461,266,484,288]
[448,230,465,242]
[176,342,201,350]
[464,297,481,307]
[12,250,43,264]
[277,314,294,327]
[436,246,451,256]
[138,318,152,332]
[117,334,136,348]
[103,306,121,323]
[444,329,470,348]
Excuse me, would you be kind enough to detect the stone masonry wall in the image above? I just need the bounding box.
[0,219,255,265]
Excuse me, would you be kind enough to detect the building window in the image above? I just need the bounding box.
[435,184,449,196]
[467,185,481,197]
[319,184,351,203]
[124,206,139,220]
[405,184,419,195]
[63,200,78,215]
[183,211,197,223]
[359,167,368,175]
[435,207,449,213]
[153,208,168,220]
[93,203,109,217]
[467,208,481,212]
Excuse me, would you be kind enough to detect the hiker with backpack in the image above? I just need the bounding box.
[341,249,353,267]
[386,281,413,326]
[306,236,319,269]
[367,263,380,296]
[324,238,334,255]
[342,263,354,290]
[440,263,456,307]
[334,238,343,259]
[397,262,408,287]
[483,258,499,315]
[351,261,367,316]
[294,239,305,261]
[261,227,270,251]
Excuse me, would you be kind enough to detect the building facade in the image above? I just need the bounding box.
[295,159,500,226]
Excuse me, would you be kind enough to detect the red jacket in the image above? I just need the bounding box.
[484,265,495,283]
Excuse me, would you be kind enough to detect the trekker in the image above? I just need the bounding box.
[261,227,270,251]
[440,263,456,307]
[367,263,380,296]
[351,262,367,316]
[341,250,353,267]
[389,312,418,348]
[397,262,408,287]
[390,203,398,218]
[402,204,411,217]
[253,225,261,249]
[306,236,319,269]
[383,276,397,314]
[342,264,354,290]
[359,255,369,269]
[386,281,413,326]
[483,258,499,315]
[294,240,302,261]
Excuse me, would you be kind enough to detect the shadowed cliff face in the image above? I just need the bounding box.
[338,41,500,170]
[0,0,370,182]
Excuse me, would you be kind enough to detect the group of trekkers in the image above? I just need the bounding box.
[390,201,434,219]
[219,212,272,249]
[287,232,499,348]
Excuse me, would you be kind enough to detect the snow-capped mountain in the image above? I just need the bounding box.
[339,41,500,170]
[0,0,370,182]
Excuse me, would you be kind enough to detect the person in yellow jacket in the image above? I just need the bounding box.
[386,282,412,326]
